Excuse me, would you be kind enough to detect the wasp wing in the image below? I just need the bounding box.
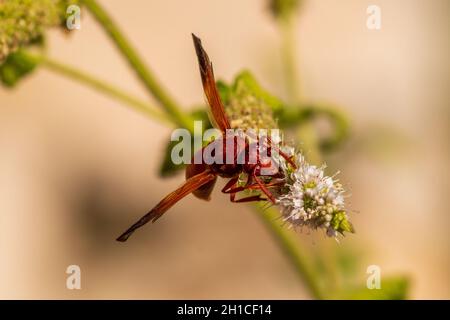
[117,170,217,242]
[192,34,231,132]
[186,162,218,200]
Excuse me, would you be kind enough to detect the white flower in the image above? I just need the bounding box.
[276,153,353,238]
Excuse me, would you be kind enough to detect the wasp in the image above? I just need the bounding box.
[117,34,295,242]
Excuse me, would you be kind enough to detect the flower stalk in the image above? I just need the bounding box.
[253,204,326,299]
[23,51,171,124]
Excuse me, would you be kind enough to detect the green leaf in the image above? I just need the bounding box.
[216,80,231,105]
[232,70,285,112]
[275,104,350,152]
[0,50,38,87]
[159,139,185,177]
[158,109,212,177]
[335,276,410,300]
[331,210,355,235]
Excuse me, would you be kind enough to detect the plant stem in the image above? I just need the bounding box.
[25,51,171,124]
[82,0,194,132]
[253,204,325,299]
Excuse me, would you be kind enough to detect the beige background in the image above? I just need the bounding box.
[0,0,449,299]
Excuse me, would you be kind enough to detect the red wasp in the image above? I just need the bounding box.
[116,34,295,242]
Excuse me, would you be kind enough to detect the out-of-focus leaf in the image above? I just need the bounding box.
[0,49,38,87]
[158,109,212,177]
[275,104,350,152]
[352,123,413,164]
[216,80,231,105]
[268,0,302,21]
[335,246,362,282]
[159,139,186,178]
[334,276,410,300]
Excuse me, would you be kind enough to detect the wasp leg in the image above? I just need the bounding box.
[223,179,284,194]
[252,169,277,204]
[221,176,239,194]
[230,193,266,203]
[221,176,265,202]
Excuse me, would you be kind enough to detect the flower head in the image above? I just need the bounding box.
[276,153,354,238]
[222,71,279,130]
[0,0,78,63]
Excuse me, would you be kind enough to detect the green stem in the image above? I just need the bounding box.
[253,204,325,299]
[82,0,194,132]
[25,51,171,124]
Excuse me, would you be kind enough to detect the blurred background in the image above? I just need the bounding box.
[0,0,448,299]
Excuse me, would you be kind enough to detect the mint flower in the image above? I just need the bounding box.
[276,153,354,238]
[0,0,77,63]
